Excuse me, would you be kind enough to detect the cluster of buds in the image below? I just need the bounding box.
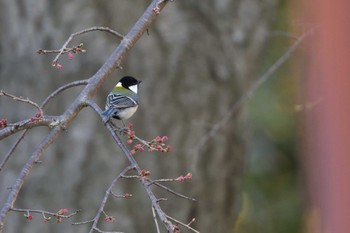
[0,118,7,128]
[126,122,136,144]
[56,208,69,223]
[152,6,160,15]
[52,43,86,70]
[30,111,43,123]
[71,43,86,54]
[139,169,151,177]
[125,123,171,155]
[152,136,171,152]
[175,173,193,182]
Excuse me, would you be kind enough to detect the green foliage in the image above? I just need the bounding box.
[237,1,304,233]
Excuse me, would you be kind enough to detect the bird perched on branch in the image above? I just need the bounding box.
[102,76,141,124]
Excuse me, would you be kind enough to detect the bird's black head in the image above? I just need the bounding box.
[119,76,142,89]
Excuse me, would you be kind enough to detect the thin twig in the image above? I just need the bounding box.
[40,27,124,66]
[152,178,178,183]
[110,190,132,198]
[10,207,81,219]
[121,175,140,179]
[86,166,134,233]
[94,227,124,233]
[152,182,197,202]
[152,206,161,233]
[166,214,200,233]
[192,28,315,155]
[41,79,89,108]
[0,132,27,172]
[72,219,94,225]
[0,90,43,116]
[0,80,87,173]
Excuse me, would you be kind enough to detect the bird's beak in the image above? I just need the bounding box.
[138,80,142,84]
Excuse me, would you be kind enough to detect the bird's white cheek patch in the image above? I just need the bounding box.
[129,84,138,94]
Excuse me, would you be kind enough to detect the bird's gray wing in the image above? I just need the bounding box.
[106,93,138,109]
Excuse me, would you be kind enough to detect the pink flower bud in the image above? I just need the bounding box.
[165,145,171,152]
[155,136,162,142]
[68,52,74,60]
[56,63,63,70]
[156,145,163,151]
[104,216,114,222]
[124,192,132,198]
[24,214,33,220]
[57,208,69,215]
[175,176,185,182]
[128,122,133,129]
[184,173,193,180]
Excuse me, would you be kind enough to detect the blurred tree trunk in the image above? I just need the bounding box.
[0,0,275,232]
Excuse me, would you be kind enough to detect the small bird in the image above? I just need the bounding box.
[102,76,142,124]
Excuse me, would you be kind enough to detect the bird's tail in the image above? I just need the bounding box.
[101,108,114,117]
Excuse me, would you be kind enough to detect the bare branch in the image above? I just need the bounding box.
[192,29,315,155]
[94,227,124,233]
[10,207,81,220]
[0,80,87,172]
[152,206,161,233]
[110,190,132,198]
[0,90,43,116]
[72,219,94,225]
[105,122,175,232]
[37,27,124,66]
[0,132,27,172]
[166,214,199,233]
[0,116,60,140]
[151,181,197,202]
[87,100,175,232]
[83,166,134,233]
[41,79,89,108]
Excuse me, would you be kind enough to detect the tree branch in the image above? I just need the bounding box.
[0,90,43,116]
[0,132,27,172]
[0,116,60,140]
[0,0,171,231]
[166,214,199,233]
[41,79,89,108]
[37,27,124,67]
[10,207,81,221]
[86,100,175,232]
[192,29,315,155]
[105,122,175,232]
[85,166,134,233]
[0,80,87,172]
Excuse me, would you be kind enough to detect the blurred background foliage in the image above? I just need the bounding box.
[0,0,305,232]
[239,1,303,233]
